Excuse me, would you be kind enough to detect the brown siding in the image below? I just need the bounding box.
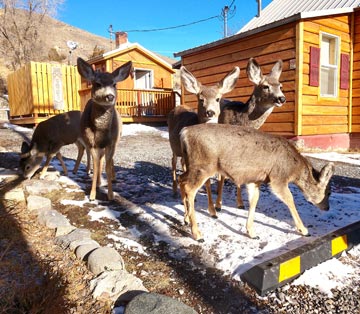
[352,10,360,132]
[301,15,351,135]
[181,23,297,136]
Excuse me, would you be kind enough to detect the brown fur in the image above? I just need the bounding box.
[216,58,286,210]
[77,57,132,201]
[179,124,334,241]
[20,110,89,179]
[167,66,240,196]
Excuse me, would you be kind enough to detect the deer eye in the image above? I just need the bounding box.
[262,85,270,90]
[216,98,220,102]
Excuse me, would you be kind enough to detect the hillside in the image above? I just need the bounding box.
[0,11,112,81]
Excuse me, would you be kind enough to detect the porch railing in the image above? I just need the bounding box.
[116,88,175,118]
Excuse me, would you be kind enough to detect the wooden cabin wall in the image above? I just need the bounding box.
[352,10,360,133]
[180,23,297,136]
[111,49,173,89]
[301,14,351,136]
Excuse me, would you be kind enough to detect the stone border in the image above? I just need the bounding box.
[3,173,197,314]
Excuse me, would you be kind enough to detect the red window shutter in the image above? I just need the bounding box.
[340,53,350,89]
[309,46,320,87]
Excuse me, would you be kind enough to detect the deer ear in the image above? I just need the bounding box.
[180,66,202,94]
[269,60,283,80]
[247,58,262,85]
[319,162,334,186]
[218,67,240,94]
[113,61,133,82]
[77,57,95,81]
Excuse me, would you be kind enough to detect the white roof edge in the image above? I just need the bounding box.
[300,7,355,19]
[175,6,357,57]
[102,42,174,70]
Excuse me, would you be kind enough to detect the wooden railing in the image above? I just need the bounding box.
[79,88,176,122]
[116,88,175,119]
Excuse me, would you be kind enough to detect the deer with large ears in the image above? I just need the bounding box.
[167,65,240,196]
[213,58,286,212]
[77,57,132,201]
[179,123,334,242]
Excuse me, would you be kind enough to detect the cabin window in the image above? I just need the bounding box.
[320,33,339,98]
[134,69,153,89]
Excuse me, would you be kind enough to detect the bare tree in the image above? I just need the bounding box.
[0,0,63,70]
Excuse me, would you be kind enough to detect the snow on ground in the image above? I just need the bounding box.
[15,122,360,296]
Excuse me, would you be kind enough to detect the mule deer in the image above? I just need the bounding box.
[77,57,132,201]
[167,65,240,196]
[215,58,286,211]
[179,124,334,241]
[20,110,90,179]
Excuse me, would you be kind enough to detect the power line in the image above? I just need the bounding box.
[122,15,219,33]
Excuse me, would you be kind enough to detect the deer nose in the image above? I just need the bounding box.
[278,96,286,104]
[106,95,115,102]
[206,110,215,118]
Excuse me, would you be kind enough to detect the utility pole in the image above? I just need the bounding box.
[220,1,236,38]
[223,6,229,38]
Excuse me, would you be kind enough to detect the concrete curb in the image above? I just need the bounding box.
[241,220,360,296]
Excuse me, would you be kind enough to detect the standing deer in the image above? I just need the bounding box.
[20,110,90,179]
[215,58,286,211]
[179,124,334,242]
[77,57,132,201]
[167,65,240,197]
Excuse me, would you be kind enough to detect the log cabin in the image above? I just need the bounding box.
[174,0,360,149]
[79,32,177,123]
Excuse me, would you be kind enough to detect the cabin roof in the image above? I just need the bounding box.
[239,0,360,33]
[175,0,360,58]
[89,42,177,72]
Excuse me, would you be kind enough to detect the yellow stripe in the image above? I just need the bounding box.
[332,235,348,256]
[279,256,301,282]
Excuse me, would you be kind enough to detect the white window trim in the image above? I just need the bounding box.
[134,68,154,90]
[320,32,340,98]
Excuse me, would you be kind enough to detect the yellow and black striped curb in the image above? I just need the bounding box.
[240,220,360,296]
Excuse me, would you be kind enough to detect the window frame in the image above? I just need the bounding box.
[319,32,340,99]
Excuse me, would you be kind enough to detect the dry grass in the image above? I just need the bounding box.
[0,178,111,313]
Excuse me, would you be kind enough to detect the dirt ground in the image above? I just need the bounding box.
[1,123,360,314]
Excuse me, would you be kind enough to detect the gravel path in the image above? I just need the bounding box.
[1,123,360,314]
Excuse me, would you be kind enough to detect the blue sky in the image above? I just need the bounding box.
[58,0,272,59]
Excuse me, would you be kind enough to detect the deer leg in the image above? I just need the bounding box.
[56,152,68,176]
[270,183,309,236]
[180,169,211,242]
[246,183,260,239]
[89,148,101,201]
[237,185,244,209]
[73,141,84,174]
[105,146,115,201]
[39,154,54,179]
[171,153,178,197]
[204,179,217,218]
[215,175,226,211]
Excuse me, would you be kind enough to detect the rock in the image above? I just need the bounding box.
[55,225,77,237]
[55,228,92,249]
[69,238,99,252]
[23,179,61,195]
[26,195,52,214]
[124,293,198,314]
[4,186,25,201]
[90,270,147,302]
[75,242,101,261]
[37,209,71,229]
[87,246,125,275]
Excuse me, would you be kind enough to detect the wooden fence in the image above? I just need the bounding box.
[8,62,176,125]
[79,88,176,123]
[8,62,81,124]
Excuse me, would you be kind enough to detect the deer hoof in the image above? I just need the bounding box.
[211,215,218,219]
[215,207,222,212]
